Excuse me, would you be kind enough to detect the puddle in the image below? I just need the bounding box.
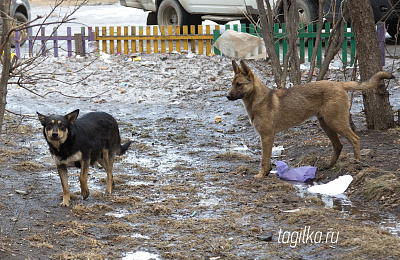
[36,155,54,165]
[123,144,198,174]
[292,181,400,238]
[223,144,253,156]
[21,140,45,148]
[105,211,128,218]
[129,181,155,186]
[122,251,161,260]
[131,233,150,239]
[224,144,285,158]
[199,197,220,207]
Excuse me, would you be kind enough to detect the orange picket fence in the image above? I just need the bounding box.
[94,25,217,55]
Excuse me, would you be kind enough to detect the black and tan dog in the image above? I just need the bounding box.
[227,60,394,178]
[37,109,132,206]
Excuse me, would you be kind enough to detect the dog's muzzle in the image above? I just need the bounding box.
[226,95,235,101]
[226,93,243,101]
[49,131,61,140]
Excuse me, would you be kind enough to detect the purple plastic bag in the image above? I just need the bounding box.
[275,161,316,182]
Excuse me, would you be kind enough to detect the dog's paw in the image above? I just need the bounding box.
[60,196,70,207]
[81,189,90,200]
[350,158,361,164]
[106,186,112,194]
[254,169,271,178]
[254,172,269,178]
[254,174,264,178]
[60,201,70,207]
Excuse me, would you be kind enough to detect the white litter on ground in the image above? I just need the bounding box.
[122,251,161,260]
[307,175,353,196]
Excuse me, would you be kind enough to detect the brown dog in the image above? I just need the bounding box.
[227,60,394,178]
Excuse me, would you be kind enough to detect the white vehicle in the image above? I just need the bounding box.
[119,0,319,27]
[120,0,400,37]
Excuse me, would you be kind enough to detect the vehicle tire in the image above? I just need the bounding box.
[157,0,188,27]
[11,12,28,47]
[296,0,318,26]
[147,12,158,25]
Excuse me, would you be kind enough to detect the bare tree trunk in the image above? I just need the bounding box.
[307,0,325,82]
[282,0,301,86]
[256,0,301,88]
[347,0,395,130]
[0,0,11,134]
[316,16,346,81]
[256,0,283,87]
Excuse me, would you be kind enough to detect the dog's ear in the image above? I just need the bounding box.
[37,112,47,126]
[66,109,79,124]
[232,60,242,74]
[240,60,254,80]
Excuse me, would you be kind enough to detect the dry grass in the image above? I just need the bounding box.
[172,163,196,172]
[53,251,107,260]
[56,228,81,238]
[146,204,172,216]
[26,234,44,242]
[304,195,325,206]
[260,181,295,192]
[107,221,133,233]
[30,242,54,249]
[275,207,332,225]
[215,152,254,162]
[337,224,400,259]
[13,160,43,171]
[0,148,30,158]
[358,173,400,205]
[72,203,114,216]
[231,164,258,176]
[112,196,142,204]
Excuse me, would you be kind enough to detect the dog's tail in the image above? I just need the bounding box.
[119,141,133,155]
[342,71,394,91]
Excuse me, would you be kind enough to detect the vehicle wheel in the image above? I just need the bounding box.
[11,12,28,47]
[157,0,188,27]
[147,12,158,25]
[296,0,318,26]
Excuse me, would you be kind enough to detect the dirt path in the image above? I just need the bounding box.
[1,53,400,259]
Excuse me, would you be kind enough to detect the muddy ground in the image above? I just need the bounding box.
[1,50,400,259]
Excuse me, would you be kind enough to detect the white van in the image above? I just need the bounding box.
[120,0,400,37]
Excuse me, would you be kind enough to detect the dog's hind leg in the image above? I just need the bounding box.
[335,126,360,162]
[79,159,90,200]
[57,165,70,207]
[318,117,343,168]
[322,115,361,163]
[99,149,115,194]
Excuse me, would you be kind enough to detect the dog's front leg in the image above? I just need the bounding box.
[79,159,90,200]
[255,133,274,178]
[57,165,70,206]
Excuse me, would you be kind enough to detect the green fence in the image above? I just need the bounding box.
[213,22,386,67]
